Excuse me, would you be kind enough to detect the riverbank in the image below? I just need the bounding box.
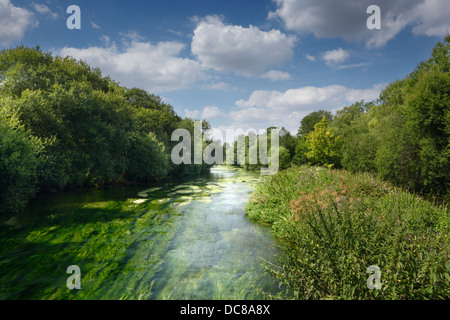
[245,166,450,299]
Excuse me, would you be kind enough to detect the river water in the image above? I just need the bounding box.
[0,166,281,300]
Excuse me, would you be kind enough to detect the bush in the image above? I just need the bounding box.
[126,132,169,181]
[246,166,450,299]
[0,109,42,213]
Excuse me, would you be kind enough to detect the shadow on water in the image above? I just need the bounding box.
[0,166,282,300]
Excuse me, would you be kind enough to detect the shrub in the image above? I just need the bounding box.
[246,166,450,299]
[0,109,42,213]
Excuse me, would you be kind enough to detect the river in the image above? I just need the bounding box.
[0,166,281,300]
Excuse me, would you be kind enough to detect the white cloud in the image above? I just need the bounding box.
[0,0,37,45]
[185,109,200,119]
[99,35,110,45]
[411,0,450,36]
[260,70,291,81]
[269,0,450,48]
[59,37,205,93]
[32,2,58,19]
[336,62,371,70]
[191,15,297,76]
[236,84,384,112]
[201,81,238,91]
[202,106,225,119]
[306,54,316,61]
[226,83,386,134]
[322,48,350,66]
[184,106,226,120]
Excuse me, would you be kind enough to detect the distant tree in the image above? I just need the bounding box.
[279,127,297,161]
[330,101,377,172]
[297,110,333,138]
[278,146,291,170]
[292,137,308,166]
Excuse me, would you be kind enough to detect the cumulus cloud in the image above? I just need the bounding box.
[0,0,37,46]
[225,83,385,133]
[198,84,385,137]
[322,48,350,66]
[269,0,450,48]
[184,106,226,120]
[411,0,450,36]
[202,106,225,119]
[236,84,384,110]
[191,15,297,76]
[261,70,291,81]
[60,37,205,93]
[185,109,200,119]
[209,83,384,140]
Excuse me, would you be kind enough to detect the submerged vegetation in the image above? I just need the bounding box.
[245,166,450,299]
[0,46,212,214]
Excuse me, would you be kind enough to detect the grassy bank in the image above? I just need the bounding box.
[245,166,449,299]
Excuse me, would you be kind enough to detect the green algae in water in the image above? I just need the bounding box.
[0,167,281,300]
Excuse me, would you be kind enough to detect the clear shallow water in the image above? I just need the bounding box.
[0,166,281,300]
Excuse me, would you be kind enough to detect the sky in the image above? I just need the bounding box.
[1,0,449,139]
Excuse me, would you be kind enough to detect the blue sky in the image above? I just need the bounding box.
[1,0,449,138]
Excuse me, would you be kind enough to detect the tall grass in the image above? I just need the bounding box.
[245,166,450,299]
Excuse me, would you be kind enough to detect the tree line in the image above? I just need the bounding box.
[0,46,211,214]
[229,37,449,198]
[1,37,448,213]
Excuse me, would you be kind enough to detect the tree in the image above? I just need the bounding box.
[0,109,42,213]
[297,110,333,138]
[305,116,341,167]
[279,127,297,161]
[0,46,217,213]
[292,137,308,166]
[126,132,169,181]
[373,37,450,193]
[331,101,377,172]
[278,146,291,170]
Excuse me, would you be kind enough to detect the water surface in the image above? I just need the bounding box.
[0,166,281,300]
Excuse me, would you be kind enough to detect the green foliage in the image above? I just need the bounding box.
[278,146,291,171]
[0,46,210,213]
[279,127,297,159]
[246,166,450,299]
[370,38,450,194]
[292,137,308,166]
[329,38,449,196]
[331,101,377,173]
[297,110,333,138]
[305,116,341,167]
[225,127,296,173]
[0,46,113,97]
[169,118,211,177]
[126,132,169,182]
[0,109,42,213]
